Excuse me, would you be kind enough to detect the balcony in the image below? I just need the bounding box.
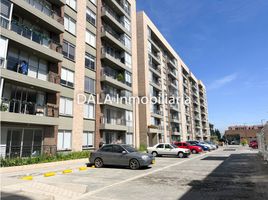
[101,26,131,54]
[170,117,180,124]
[99,93,132,111]
[168,80,178,89]
[106,0,131,18]
[101,47,131,72]
[151,109,163,118]
[13,0,64,33]
[0,98,59,125]
[101,6,130,36]
[100,116,129,131]
[168,68,177,79]
[167,59,177,68]
[170,104,179,111]
[148,51,161,65]
[150,79,162,91]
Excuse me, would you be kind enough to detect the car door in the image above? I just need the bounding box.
[164,144,174,155]
[156,144,165,155]
[111,145,128,166]
[99,145,114,165]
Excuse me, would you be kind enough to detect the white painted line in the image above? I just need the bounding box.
[76,149,220,199]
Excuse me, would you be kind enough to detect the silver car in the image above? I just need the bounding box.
[89,144,155,170]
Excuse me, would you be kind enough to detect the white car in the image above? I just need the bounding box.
[147,143,191,158]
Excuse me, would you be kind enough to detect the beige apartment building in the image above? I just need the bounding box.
[0,0,209,158]
[136,12,210,147]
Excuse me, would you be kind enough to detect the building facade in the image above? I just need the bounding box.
[0,1,209,158]
[225,125,264,144]
[136,12,210,147]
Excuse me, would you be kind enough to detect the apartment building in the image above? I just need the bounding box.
[136,12,210,147]
[0,0,137,158]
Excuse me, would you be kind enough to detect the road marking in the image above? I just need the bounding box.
[62,169,73,174]
[79,166,88,171]
[76,149,220,199]
[21,176,33,180]
[44,172,56,177]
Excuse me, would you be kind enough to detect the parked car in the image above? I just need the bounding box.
[89,144,155,170]
[230,140,240,145]
[147,143,191,158]
[249,140,258,149]
[199,141,215,150]
[187,141,210,151]
[204,141,218,149]
[173,142,203,154]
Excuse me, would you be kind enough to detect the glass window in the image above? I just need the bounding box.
[84,77,95,94]
[125,71,132,86]
[126,111,133,127]
[126,133,133,145]
[61,68,74,87]
[84,103,95,119]
[0,0,12,29]
[64,15,76,35]
[63,40,75,61]
[66,0,76,10]
[60,97,73,116]
[85,53,95,71]
[157,144,164,148]
[83,131,94,148]
[100,145,113,152]
[112,145,124,153]
[85,30,96,47]
[57,130,72,150]
[124,52,132,68]
[86,8,96,25]
[123,17,130,32]
[90,0,96,5]
[124,35,131,49]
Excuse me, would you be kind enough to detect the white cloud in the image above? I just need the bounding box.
[208,73,237,90]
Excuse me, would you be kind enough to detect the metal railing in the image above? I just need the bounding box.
[257,124,268,161]
[0,98,58,117]
[24,0,63,24]
[10,20,62,53]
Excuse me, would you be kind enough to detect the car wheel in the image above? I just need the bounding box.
[178,152,184,158]
[129,159,140,170]
[192,149,197,154]
[94,158,103,168]
[152,151,158,157]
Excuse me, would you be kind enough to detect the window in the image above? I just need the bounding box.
[112,145,124,153]
[126,133,133,145]
[125,71,132,87]
[156,144,164,148]
[84,77,95,94]
[83,131,94,148]
[85,30,96,47]
[86,8,96,25]
[123,17,130,32]
[90,0,96,5]
[126,111,133,127]
[57,130,72,150]
[85,53,95,70]
[165,144,172,149]
[84,103,95,119]
[60,97,73,116]
[66,0,76,10]
[100,145,113,152]
[124,52,132,68]
[61,68,74,87]
[64,15,76,35]
[124,35,131,49]
[0,37,8,67]
[63,40,75,60]
[0,0,12,29]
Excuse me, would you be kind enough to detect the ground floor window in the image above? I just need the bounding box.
[57,130,72,150]
[126,133,133,145]
[103,132,126,144]
[171,135,181,142]
[3,128,43,158]
[83,131,94,149]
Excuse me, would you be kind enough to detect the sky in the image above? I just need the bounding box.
[137,0,268,132]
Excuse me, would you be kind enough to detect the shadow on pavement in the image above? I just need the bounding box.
[1,192,33,200]
[179,153,268,200]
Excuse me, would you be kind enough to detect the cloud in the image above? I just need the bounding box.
[208,73,237,90]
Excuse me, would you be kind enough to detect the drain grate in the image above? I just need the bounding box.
[223,149,236,151]
[201,156,228,161]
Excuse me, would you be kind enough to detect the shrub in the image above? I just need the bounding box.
[241,139,248,146]
[0,151,90,167]
[138,144,147,152]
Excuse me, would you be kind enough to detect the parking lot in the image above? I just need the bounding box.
[1,146,268,200]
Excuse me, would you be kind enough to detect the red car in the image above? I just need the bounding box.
[249,140,258,149]
[174,142,203,154]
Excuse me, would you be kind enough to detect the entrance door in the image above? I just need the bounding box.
[22,129,34,157]
[10,129,22,158]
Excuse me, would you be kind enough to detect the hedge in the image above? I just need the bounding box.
[0,151,90,167]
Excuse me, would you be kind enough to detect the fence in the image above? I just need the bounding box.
[257,123,268,161]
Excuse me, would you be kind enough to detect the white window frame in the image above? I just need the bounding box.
[59,97,73,116]
[64,14,76,35]
[86,7,96,26]
[61,68,74,87]
[83,131,94,148]
[84,103,95,119]
[84,76,95,94]
[66,0,76,10]
[85,30,96,47]
[57,130,72,150]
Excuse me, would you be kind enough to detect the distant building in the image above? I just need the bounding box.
[224,125,264,143]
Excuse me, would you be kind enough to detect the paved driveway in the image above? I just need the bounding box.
[1,146,268,200]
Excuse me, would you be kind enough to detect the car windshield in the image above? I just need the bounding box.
[122,145,137,153]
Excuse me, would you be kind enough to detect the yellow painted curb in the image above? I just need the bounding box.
[21,176,33,180]
[62,169,73,174]
[44,172,56,177]
[91,165,95,168]
[79,166,87,171]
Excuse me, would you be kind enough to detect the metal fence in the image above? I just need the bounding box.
[257,123,268,161]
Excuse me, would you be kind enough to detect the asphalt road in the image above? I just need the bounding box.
[1,146,268,200]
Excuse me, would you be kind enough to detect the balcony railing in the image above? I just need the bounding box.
[152,109,162,115]
[1,98,59,117]
[4,57,60,84]
[101,68,131,87]
[102,25,126,46]
[24,0,64,24]
[10,20,62,53]
[115,0,130,16]
[100,116,126,126]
